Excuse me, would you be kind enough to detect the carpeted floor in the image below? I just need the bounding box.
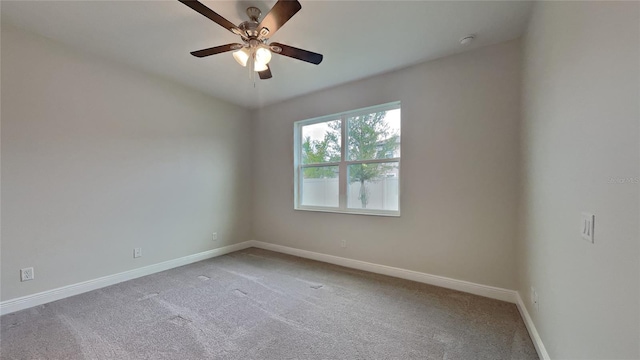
[1,248,538,359]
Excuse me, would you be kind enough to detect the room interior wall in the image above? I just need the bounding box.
[1,24,253,301]
[518,1,640,359]
[252,39,522,290]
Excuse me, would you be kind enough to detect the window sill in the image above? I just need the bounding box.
[294,206,400,217]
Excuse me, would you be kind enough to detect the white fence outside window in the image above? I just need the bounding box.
[301,177,399,211]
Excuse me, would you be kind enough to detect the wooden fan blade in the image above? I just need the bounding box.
[258,65,273,80]
[190,44,243,58]
[178,0,244,36]
[257,0,301,39]
[270,42,323,65]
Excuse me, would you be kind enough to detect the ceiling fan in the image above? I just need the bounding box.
[178,0,323,80]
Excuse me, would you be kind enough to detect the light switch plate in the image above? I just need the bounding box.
[581,213,595,243]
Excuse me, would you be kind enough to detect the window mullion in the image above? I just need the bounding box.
[294,123,301,208]
[339,115,347,210]
[301,162,341,168]
[345,158,400,166]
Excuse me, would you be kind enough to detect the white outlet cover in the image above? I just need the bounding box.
[212,233,218,241]
[581,213,595,243]
[134,248,142,258]
[20,267,34,282]
[530,286,535,304]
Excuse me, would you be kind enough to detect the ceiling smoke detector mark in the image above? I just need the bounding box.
[581,213,595,243]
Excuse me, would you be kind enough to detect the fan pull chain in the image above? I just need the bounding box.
[249,53,256,86]
[250,52,257,87]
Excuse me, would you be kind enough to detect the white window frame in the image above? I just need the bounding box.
[293,101,401,217]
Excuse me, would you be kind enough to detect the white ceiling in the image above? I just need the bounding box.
[1,0,533,108]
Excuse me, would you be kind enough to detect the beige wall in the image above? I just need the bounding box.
[252,40,522,290]
[1,25,253,301]
[5,5,639,357]
[518,2,640,359]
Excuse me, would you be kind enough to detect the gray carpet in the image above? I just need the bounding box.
[1,248,538,359]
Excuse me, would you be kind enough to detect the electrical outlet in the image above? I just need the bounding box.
[212,232,218,241]
[531,286,539,312]
[20,267,34,282]
[134,248,142,258]
[581,213,595,243]
[530,286,535,304]
[340,240,347,248]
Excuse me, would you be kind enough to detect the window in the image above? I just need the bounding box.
[294,102,401,216]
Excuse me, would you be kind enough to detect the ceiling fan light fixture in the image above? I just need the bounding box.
[254,60,268,72]
[233,47,250,67]
[255,47,272,65]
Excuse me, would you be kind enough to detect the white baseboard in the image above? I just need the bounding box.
[0,239,549,360]
[249,240,517,303]
[515,292,551,360]
[0,241,254,316]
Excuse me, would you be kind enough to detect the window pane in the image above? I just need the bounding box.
[347,108,400,161]
[301,166,339,207]
[301,120,341,164]
[347,162,399,211]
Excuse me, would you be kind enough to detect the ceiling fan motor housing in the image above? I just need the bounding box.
[239,20,260,39]
[240,7,271,41]
[246,7,261,22]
